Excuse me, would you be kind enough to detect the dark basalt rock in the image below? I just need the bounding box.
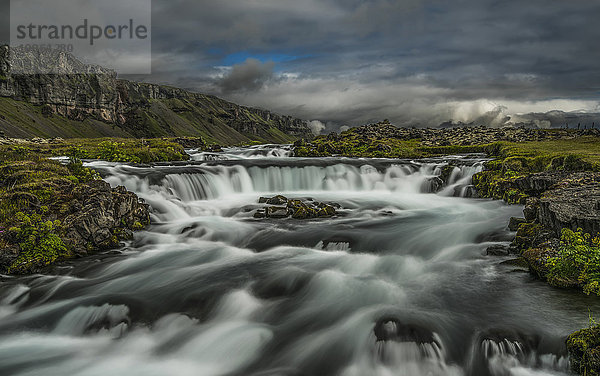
[486,244,510,256]
[508,217,528,231]
[0,179,149,274]
[373,317,437,345]
[253,195,339,220]
[61,180,150,256]
[538,173,600,237]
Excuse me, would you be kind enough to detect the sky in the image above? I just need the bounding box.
[3,0,600,131]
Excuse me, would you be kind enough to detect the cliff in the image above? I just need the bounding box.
[0,46,312,144]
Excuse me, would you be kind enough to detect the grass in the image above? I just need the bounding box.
[0,138,190,163]
[0,137,194,273]
[0,93,308,145]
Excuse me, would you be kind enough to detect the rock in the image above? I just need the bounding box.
[373,317,437,345]
[486,244,510,256]
[266,206,289,218]
[522,242,560,280]
[0,46,313,140]
[254,195,339,220]
[253,209,266,219]
[523,197,540,221]
[266,195,288,205]
[538,173,600,237]
[567,326,600,376]
[61,180,149,256]
[508,217,528,231]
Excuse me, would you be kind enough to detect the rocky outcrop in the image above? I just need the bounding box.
[61,181,149,255]
[538,173,600,237]
[487,171,600,286]
[338,120,600,147]
[0,46,312,142]
[253,195,339,220]
[0,179,149,274]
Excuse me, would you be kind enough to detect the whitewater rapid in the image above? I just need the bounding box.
[0,147,596,376]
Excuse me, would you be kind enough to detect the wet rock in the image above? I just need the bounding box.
[253,195,339,220]
[521,243,561,280]
[373,317,437,345]
[567,326,600,376]
[523,197,540,222]
[508,217,528,231]
[266,195,288,205]
[486,244,510,256]
[266,206,289,218]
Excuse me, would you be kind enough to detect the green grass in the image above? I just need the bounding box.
[0,95,308,145]
[0,138,190,163]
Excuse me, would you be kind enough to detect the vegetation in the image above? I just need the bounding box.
[546,229,600,295]
[0,137,190,273]
[0,138,189,163]
[471,138,600,202]
[0,94,307,144]
[6,212,69,274]
[567,318,600,376]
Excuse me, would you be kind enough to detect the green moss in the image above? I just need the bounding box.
[546,229,600,294]
[7,212,70,274]
[132,221,145,231]
[513,223,542,249]
[567,325,600,376]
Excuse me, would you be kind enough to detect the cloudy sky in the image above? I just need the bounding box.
[4,0,600,130]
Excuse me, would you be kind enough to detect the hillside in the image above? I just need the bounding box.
[0,46,312,144]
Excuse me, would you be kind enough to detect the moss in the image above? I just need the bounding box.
[567,325,600,376]
[132,221,145,231]
[7,213,70,274]
[546,229,600,295]
[513,223,542,249]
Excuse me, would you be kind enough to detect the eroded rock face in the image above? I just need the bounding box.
[61,180,150,255]
[538,173,600,237]
[0,46,313,140]
[254,195,339,220]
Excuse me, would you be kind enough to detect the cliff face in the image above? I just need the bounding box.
[0,46,312,143]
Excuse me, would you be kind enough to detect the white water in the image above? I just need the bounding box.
[0,150,593,376]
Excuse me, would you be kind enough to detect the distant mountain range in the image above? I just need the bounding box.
[439,110,600,130]
[0,46,313,143]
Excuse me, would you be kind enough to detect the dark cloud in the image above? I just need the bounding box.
[218,58,275,93]
[49,0,600,128]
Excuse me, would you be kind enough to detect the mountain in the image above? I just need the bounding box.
[0,46,313,143]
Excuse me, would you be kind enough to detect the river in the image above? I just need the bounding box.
[0,145,598,376]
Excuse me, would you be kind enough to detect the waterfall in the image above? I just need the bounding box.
[99,161,483,203]
[0,150,585,376]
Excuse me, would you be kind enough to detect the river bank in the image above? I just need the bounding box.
[3,150,588,376]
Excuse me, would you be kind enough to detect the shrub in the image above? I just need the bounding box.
[8,212,69,274]
[546,228,600,294]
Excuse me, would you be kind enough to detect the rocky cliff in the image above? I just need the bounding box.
[0,46,312,143]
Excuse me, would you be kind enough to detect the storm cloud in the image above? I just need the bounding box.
[218,58,275,93]
[83,0,600,129]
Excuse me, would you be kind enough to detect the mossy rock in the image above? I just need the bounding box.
[567,326,600,376]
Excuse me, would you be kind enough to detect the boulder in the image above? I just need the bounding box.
[266,206,289,218]
[538,173,600,237]
[253,195,339,220]
[61,180,149,256]
[266,195,288,205]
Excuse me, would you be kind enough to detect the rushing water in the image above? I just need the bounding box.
[0,146,598,376]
